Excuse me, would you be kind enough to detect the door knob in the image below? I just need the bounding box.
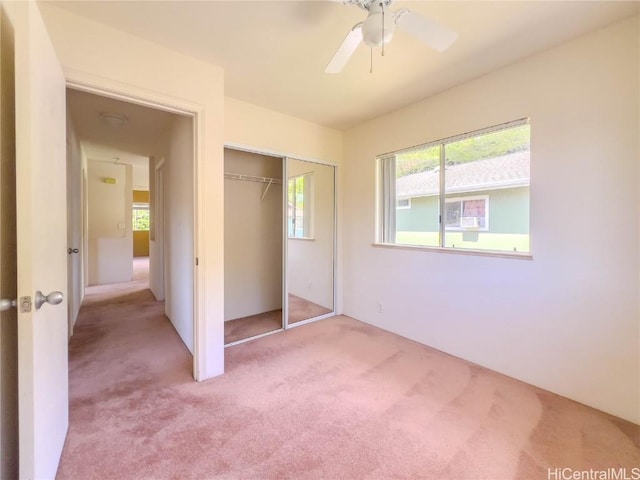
[67,248,79,254]
[0,298,17,312]
[35,291,63,310]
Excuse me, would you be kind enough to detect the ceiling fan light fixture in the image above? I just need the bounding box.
[99,112,128,127]
[325,0,457,74]
[362,9,395,48]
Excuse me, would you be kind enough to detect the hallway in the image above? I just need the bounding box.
[59,257,194,477]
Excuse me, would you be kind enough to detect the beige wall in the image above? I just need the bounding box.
[149,156,164,302]
[87,160,133,285]
[40,3,225,378]
[225,97,343,164]
[224,148,283,321]
[342,16,639,423]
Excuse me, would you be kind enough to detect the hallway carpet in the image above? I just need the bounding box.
[57,274,639,479]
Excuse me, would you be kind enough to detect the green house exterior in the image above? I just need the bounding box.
[397,186,529,234]
[394,152,530,252]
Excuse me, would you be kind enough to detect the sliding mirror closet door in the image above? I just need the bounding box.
[286,158,335,325]
[224,148,284,345]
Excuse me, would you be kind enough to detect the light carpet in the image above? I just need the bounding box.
[224,295,333,344]
[57,268,639,479]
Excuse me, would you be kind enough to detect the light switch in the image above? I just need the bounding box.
[118,223,126,230]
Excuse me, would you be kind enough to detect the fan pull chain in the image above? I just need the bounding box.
[381,6,385,57]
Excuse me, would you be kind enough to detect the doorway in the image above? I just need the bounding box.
[65,87,198,364]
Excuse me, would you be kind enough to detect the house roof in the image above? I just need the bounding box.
[396,151,530,198]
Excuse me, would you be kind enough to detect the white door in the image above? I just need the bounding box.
[6,2,69,478]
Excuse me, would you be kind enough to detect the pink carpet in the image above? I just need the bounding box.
[225,309,282,344]
[224,295,333,344]
[57,265,639,479]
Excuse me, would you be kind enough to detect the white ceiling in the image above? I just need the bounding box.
[67,88,180,189]
[54,1,638,130]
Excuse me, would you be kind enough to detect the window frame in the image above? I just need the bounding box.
[375,118,531,258]
[287,172,314,240]
[132,203,150,232]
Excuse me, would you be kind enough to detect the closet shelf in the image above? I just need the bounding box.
[224,172,282,185]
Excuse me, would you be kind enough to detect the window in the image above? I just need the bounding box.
[397,198,411,209]
[132,203,150,231]
[444,196,488,230]
[288,173,313,239]
[377,119,530,254]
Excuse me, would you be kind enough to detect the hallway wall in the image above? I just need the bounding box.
[87,160,133,285]
[149,157,164,302]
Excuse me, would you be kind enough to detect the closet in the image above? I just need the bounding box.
[224,148,336,345]
[224,148,283,344]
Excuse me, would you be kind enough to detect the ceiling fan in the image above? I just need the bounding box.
[325,0,458,74]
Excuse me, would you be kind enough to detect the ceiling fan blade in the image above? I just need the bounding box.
[395,10,458,52]
[324,23,363,74]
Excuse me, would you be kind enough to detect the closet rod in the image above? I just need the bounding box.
[224,172,282,184]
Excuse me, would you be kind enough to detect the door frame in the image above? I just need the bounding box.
[283,156,337,330]
[223,142,339,343]
[65,72,205,380]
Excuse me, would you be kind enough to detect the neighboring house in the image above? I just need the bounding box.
[395,151,530,251]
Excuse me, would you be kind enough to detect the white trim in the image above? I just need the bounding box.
[224,328,284,348]
[372,242,533,260]
[286,311,335,329]
[65,69,200,116]
[225,142,337,168]
[283,158,289,330]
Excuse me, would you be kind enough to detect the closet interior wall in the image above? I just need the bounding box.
[224,148,283,323]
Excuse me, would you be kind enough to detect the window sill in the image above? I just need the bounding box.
[289,236,315,242]
[371,242,533,260]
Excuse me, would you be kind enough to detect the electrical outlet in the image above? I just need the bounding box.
[377,302,383,313]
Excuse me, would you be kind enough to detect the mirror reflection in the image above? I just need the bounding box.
[287,158,335,325]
